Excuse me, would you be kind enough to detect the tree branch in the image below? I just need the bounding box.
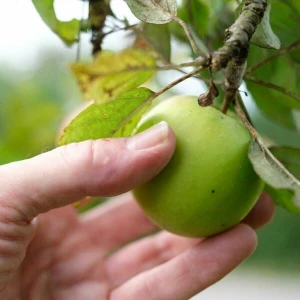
[208,0,268,113]
[154,66,206,98]
[89,0,110,55]
[212,0,267,71]
[245,75,300,102]
[247,39,300,73]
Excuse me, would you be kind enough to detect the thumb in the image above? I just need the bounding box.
[0,121,175,222]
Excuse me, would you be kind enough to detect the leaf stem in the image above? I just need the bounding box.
[154,66,205,98]
[235,96,258,137]
[84,60,205,78]
[245,75,300,102]
[172,16,205,57]
[247,39,300,73]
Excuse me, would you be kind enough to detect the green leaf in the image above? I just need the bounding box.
[32,0,79,46]
[59,88,154,145]
[236,0,281,49]
[187,0,210,38]
[270,0,300,47]
[143,23,171,61]
[270,147,300,180]
[71,49,156,104]
[251,1,281,49]
[249,138,300,214]
[124,0,177,24]
[246,48,300,130]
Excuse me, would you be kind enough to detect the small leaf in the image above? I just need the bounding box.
[71,49,156,104]
[32,0,79,46]
[187,0,210,38]
[124,0,177,24]
[198,81,219,107]
[249,138,300,214]
[142,23,171,61]
[251,1,281,49]
[236,0,281,49]
[246,46,300,130]
[270,146,300,180]
[59,88,154,145]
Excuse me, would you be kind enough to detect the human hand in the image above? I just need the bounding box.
[0,122,274,299]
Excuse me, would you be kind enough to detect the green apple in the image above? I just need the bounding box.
[132,95,264,237]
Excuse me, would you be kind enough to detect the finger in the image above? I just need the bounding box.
[243,192,275,229]
[104,193,275,285]
[110,224,257,300]
[80,193,158,251]
[105,230,202,287]
[0,122,175,222]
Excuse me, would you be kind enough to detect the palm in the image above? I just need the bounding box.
[21,205,110,299]
[1,192,272,300]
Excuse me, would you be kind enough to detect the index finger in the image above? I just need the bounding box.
[0,123,175,222]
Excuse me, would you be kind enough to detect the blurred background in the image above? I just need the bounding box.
[0,1,300,299]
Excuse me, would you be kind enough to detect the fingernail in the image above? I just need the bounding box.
[126,121,169,151]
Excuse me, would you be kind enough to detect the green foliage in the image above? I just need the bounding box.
[270,147,300,180]
[247,50,300,130]
[236,0,280,49]
[142,24,171,61]
[59,88,154,145]
[18,0,300,218]
[249,139,300,214]
[32,0,80,45]
[186,0,210,38]
[2,0,300,269]
[245,0,300,130]
[0,57,81,164]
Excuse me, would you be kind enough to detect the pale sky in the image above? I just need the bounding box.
[0,0,136,72]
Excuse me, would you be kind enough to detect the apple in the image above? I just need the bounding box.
[132,95,264,237]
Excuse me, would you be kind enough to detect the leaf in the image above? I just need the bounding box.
[249,138,300,214]
[270,147,300,180]
[143,23,171,61]
[59,88,154,145]
[251,1,281,49]
[187,0,210,38]
[235,0,281,49]
[32,0,79,46]
[270,0,300,47]
[246,48,300,130]
[71,49,156,104]
[124,0,177,24]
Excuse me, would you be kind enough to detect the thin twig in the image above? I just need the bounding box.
[247,39,300,73]
[154,66,205,98]
[102,24,138,38]
[115,66,207,136]
[172,16,205,57]
[245,75,300,102]
[235,97,258,137]
[81,61,203,80]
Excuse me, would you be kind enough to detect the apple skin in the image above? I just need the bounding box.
[132,95,264,237]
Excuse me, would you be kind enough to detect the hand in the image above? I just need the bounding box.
[0,122,274,299]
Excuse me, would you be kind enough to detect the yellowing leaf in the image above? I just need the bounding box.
[59,88,154,145]
[71,49,156,104]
